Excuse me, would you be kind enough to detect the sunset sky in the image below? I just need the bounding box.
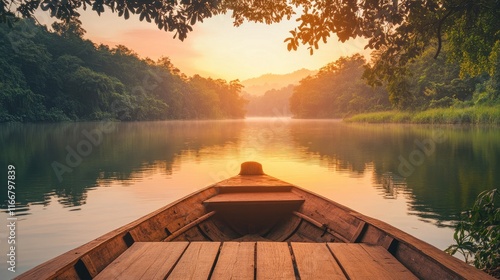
[38,10,369,81]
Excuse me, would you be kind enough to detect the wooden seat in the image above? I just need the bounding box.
[203,192,305,206]
[214,175,294,193]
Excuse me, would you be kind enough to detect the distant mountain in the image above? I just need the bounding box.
[241,68,317,96]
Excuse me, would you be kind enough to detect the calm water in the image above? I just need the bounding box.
[1,118,499,277]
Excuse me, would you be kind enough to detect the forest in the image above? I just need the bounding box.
[0,19,247,122]
[290,54,390,118]
[2,0,500,122]
[289,47,499,119]
[246,85,293,116]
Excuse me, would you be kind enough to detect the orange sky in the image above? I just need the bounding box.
[37,10,369,81]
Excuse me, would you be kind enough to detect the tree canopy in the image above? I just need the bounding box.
[2,0,499,77]
[290,54,390,118]
[2,0,499,120]
[0,19,246,122]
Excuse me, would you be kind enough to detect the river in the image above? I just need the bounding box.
[0,118,498,277]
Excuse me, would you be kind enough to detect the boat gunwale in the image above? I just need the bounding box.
[287,180,495,280]
[14,183,219,280]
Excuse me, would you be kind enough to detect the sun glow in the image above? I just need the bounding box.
[69,11,368,80]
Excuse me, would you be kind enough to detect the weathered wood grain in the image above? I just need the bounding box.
[198,219,240,241]
[215,175,293,193]
[211,242,255,280]
[94,242,188,280]
[357,224,394,249]
[292,188,365,243]
[163,211,215,241]
[256,242,296,280]
[204,192,304,205]
[328,243,417,280]
[167,242,221,279]
[265,214,302,241]
[291,243,346,280]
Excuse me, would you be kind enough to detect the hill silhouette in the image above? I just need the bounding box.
[241,68,316,96]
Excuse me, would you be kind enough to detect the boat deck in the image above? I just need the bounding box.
[95,241,418,279]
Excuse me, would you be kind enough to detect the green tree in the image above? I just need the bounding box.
[64,66,124,119]
[52,18,86,39]
[218,79,247,118]
[0,19,58,121]
[4,0,498,80]
[371,46,483,110]
[186,75,222,119]
[446,189,499,278]
[246,85,294,117]
[0,18,249,122]
[290,54,390,118]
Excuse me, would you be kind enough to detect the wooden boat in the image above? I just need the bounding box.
[17,162,494,279]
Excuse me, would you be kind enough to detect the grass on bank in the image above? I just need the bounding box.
[345,106,500,124]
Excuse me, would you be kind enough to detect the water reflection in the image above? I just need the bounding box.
[288,121,499,222]
[381,172,407,199]
[0,121,244,209]
[1,120,498,224]
[1,119,498,277]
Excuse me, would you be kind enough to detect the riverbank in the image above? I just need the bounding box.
[345,106,500,124]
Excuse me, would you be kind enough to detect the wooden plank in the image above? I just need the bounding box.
[256,242,295,280]
[393,242,463,280]
[198,219,240,241]
[211,242,255,280]
[358,224,394,249]
[265,214,302,241]
[234,234,270,242]
[349,221,366,242]
[286,232,316,242]
[328,243,418,280]
[349,211,496,279]
[167,242,221,280]
[95,242,188,280]
[292,188,365,243]
[204,192,304,205]
[128,212,171,242]
[215,175,294,193]
[293,211,345,242]
[291,220,338,242]
[77,233,130,277]
[164,211,216,241]
[215,175,294,188]
[291,243,346,280]
[170,226,208,242]
[50,266,81,279]
[130,187,218,242]
[163,195,217,236]
[293,211,324,228]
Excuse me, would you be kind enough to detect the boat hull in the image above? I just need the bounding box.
[16,163,494,279]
